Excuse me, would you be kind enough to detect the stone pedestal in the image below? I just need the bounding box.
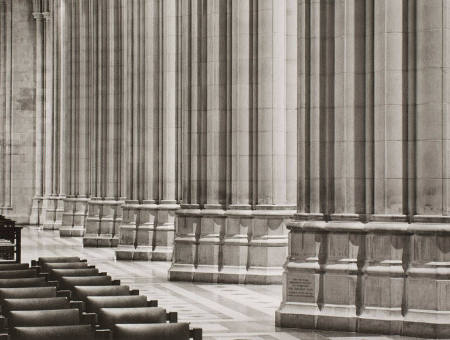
[169,208,294,284]
[115,203,178,261]
[29,197,42,225]
[42,196,64,230]
[60,197,88,237]
[276,220,450,338]
[83,199,122,247]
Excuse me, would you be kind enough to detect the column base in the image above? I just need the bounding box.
[276,305,450,338]
[115,203,177,261]
[60,225,85,237]
[82,199,123,247]
[42,196,65,230]
[168,264,283,284]
[83,234,120,248]
[60,197,88,237]
[169,208,293,284]
[115,245,173,261]
[29,197,42,225]
[277,219,450,339]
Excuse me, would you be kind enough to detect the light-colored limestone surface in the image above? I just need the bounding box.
[277,0,450,337]
[0,0,36,223]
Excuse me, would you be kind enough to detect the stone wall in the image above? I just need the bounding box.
[0,0,36,223]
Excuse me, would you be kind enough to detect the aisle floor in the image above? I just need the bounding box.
[21,227,426,340]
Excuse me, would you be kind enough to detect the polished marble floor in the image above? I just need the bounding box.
[21,227,428,340]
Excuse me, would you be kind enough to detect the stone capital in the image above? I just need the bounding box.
[42,11,51,21]
[32,11,51,21]
[32,12,44,21]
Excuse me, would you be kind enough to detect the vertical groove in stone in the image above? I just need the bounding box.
[199,0,207,206]
[176,0,183,203]
[249,0,258,207]
[68,0,74,197]
[88,0,97,198]
[161,0,178,203]
[286,0,298,208]
[443,0,449,215]
[188,0,199,206]
[225,0,232,207]
[353,0,366,216]
[309,0,320,214]
[298,0,311,214]
[181,0,192,205]
[322,0,334,216]
[130,0,137,201]
[50,1,56,197]
[156,0,163,203]
[95,0,102,197]
[120,0,131,200]
[365,0,374,217]
[143,0,152,203]
[138,0,145,203]
[79,0,89,197]
[230,0,251,208]
[105,0,116,199]
[408,1,417,220]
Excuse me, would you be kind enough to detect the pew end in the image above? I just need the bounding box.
[56,290,71,299]
[190,328,203,340]
[81,312,98,326]
[70,300,84,312]
[167,311,178,323]
[95,328,111,340]
[0,316,5,332]
[147,299,158,307]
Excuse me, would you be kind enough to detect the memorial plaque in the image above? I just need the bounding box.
[286,272,315,303]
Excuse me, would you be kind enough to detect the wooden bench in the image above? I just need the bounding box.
[112,323,202,340]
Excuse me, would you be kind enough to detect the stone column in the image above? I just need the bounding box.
[169,0,206,276]
[151,0,179,260]
[277,0,450,337]
[60,0,90,237]
[116,0,180,261]
[83,0,123,248]
[83,0,100,245]
[41,0,59,230]
[115,0,142,257]
[247,0,297,283]
[221,0,252,282]
[169,0,297,284]
[30,1,45,225]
